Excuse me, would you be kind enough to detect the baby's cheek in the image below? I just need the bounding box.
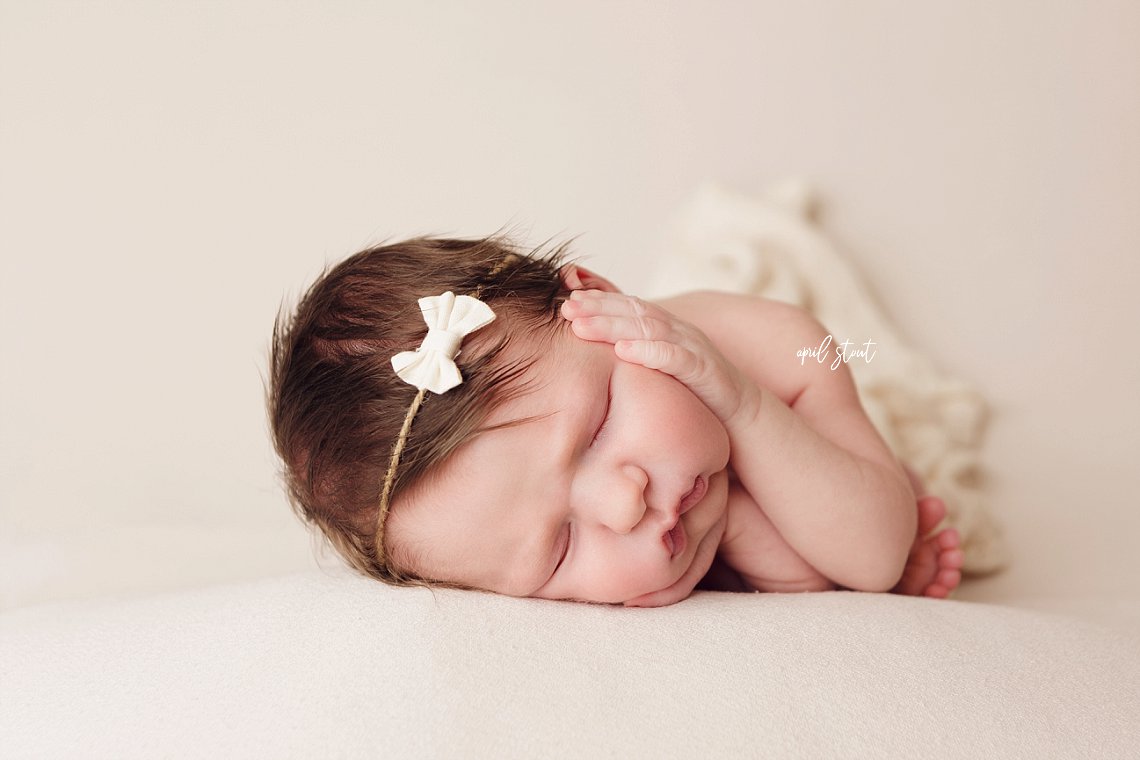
[580,545,666,603]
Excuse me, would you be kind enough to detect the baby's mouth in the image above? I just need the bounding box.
[663,476,705,558]
[664,521,687,558]
[678,475,706,515]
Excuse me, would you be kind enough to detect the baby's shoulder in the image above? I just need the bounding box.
[654,290,808,327]
[653,291,824,350]
[653,291,830,404]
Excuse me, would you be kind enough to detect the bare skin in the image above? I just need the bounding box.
[700,481,965,598]
[562,279,964,599]
[887,463,964,597]
[891,495,963,597]
[889,461,964,597]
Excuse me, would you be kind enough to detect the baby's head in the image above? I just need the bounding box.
[269,235,731,606]
[268,235,571,583]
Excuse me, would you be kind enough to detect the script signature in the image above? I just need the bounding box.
[796,335,877,370]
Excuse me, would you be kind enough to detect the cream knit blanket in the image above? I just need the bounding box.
[648,181,1005,573]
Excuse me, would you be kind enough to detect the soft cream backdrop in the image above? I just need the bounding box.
[2,2,1138,621]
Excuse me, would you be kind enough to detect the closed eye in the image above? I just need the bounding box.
[590,376,613,446]
[552,523,572,577]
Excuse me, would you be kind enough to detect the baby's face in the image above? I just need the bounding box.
[387,325,732,607]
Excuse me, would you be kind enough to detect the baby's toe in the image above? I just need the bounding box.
[924,584,951,599]
[941,548,965,569]
[936,528,960,550]
[916,496,946,534]
[936,568,961,590]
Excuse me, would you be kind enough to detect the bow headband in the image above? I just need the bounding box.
[390,291,496,394]
[375,290,496,569]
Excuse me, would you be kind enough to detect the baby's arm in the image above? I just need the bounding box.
[716,481,964,598]
[562,290,916,592]
[712,297,917,591]
[719,478,836,592]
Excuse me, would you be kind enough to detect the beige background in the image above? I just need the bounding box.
[2,2,1138,624]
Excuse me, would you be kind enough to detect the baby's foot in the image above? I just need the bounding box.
[892,496,964,598]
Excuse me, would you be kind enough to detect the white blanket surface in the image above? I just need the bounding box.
[3,571,1137,759]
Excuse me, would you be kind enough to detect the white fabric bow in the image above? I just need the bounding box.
[390,291,496,394]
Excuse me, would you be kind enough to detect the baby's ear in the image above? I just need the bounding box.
[559,264,622,293]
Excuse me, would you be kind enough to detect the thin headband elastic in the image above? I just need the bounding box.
[373,258,516,570]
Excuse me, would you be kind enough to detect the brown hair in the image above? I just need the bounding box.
[267,234,574,586]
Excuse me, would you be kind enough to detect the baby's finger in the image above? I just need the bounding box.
[615,340,725,414]
[614,339,695,376]
[565,290,662,320]
[569,314,672,345]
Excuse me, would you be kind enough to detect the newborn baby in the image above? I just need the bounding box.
[268,236,962,607]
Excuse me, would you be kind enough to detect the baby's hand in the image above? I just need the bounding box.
[560,290,760,429]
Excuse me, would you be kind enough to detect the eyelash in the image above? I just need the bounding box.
[591,379,613,446]
[558,376,610,577]
[553,524,572,575]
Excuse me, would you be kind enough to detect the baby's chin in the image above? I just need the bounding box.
[621,510,728,608]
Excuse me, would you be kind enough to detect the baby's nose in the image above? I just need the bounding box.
[601,465,649,534]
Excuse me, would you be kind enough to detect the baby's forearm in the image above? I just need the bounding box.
[726,384,915,591]
[717,481,837,593]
